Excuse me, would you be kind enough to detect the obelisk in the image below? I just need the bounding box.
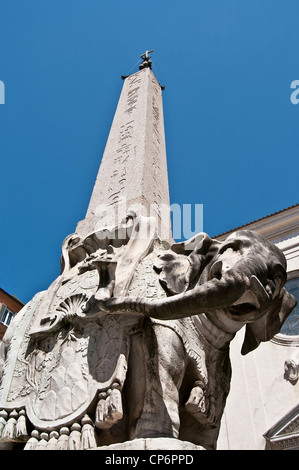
[76,51,172,242]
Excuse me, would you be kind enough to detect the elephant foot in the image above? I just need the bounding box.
[185,382,216,427]
[95,385,123,429]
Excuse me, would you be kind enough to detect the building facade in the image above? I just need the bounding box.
[0,288,24,342]
[217,204,299,449]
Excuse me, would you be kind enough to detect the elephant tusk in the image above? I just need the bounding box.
[209,260,223,280]
[249,275,271,307]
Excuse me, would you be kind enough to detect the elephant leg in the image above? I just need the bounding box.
[132,323,187,440]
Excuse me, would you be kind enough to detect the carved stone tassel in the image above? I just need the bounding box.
[80,415,97,450]
[24,430,40,450]
[95,391,109,428]
[108,387,123,422]
[2,409,18,440]
[95,385,123,429]
[15,409,28,440]
[36,432,49,450]
[47,430,59,450]
[57,427,69,450]
[0,410,8,437]
[68,422,81,450]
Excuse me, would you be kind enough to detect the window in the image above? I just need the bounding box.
[280,278,299,336]
[0,305,14,327]
[272,273,299,346]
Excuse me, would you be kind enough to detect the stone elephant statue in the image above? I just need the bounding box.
[98,230,297,449]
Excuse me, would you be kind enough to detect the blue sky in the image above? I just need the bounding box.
[0,0,298,304]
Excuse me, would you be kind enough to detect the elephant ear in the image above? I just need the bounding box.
[154,233,220,295]
[241,288,297,355]
[172,233,222,286]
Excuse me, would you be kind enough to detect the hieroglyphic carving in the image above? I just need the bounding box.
[125,88,139,115]
[106,74,143,208]
[76,66,172,242]
[118,120,134,145]
[150,78,163,221]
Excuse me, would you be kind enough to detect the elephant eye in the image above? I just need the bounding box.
[270,264,287,284]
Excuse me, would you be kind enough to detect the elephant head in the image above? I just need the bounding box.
[99,230,297,354]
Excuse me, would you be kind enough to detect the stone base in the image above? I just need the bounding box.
[95,437,205,450]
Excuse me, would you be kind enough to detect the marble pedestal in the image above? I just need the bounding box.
[95,437,205,450]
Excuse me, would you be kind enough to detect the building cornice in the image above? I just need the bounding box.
[215,204,299,243]
[264,403,299,450]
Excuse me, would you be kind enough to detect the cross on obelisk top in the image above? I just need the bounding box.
[139,49,154,70]
[76,52,172,242]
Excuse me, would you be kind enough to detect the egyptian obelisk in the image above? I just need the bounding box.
[76,51,172,242]
[0,51,192,451]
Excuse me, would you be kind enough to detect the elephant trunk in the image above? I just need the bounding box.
[103,271,247,321]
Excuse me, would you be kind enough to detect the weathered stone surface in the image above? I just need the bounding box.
[0,63,296,451]
[96,437,205,450]
[96,229,296,449]
[76,68,172,242]
[0,219,295,450]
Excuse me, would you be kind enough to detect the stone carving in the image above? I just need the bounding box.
[97,229,297,449]
[0,212,156,448]
[0,219,296,450]
[284,359,299,384]
[78,68,172,242]
[2,63,295,450]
